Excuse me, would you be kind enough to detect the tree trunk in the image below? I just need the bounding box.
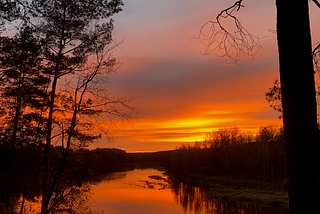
[276,0,320,213]
[46,110,77,210]
[41,16,65,212]
[41,70,58,214]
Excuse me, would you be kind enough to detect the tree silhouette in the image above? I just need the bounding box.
[0,25,50,209]
[21,1,124,213]
[0,0,131,213]
[265,79,282,117]
[0,25,49,149]
[276,1,320,212]
[45,42,137,212]
[199,1,320,213]
[0,0,20,31]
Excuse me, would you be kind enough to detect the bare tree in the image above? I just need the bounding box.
[46,41,137,212]
[15,0,124,213]
[199,0,320,213]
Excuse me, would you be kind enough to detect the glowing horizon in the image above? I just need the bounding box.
[92,99,282,152]
[90,0,319,152]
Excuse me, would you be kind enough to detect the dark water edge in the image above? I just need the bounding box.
[88,167,289,214]
[167,172,289,214]
[167,171,289,207]
[87,168,290,214]
[171,180,289,214]
[6,165,289,214]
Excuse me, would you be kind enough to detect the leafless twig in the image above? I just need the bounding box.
[312,43,320,74]
[195,0,261,64]
[311,0,320,8]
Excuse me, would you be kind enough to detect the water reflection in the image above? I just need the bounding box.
[14,169,289,214]
[172,182,208,213]
[14,172,128,214]
[89,169,288,214]
[48,184,93,213]
[171,182,289,214]
[15,184,97,214]
[89,169,182,214]
[95,171,128,183]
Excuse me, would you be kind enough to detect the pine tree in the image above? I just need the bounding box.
[23,1,124,212]
[0,24,50,210]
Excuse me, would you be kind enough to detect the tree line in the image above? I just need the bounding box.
[200,1,320,212]
[0,125,289,212]
[163,127,287,181]
[124,126,287,182]
[0,1,139,213]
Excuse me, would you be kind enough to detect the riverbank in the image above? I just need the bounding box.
[167,172,289,208]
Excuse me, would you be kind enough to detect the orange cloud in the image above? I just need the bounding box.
[96,100,281,152]
[90,0,287,152]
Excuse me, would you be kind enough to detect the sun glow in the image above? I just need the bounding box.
[100,100,282,152]
[163,118,234,128]
[90,0,285,152]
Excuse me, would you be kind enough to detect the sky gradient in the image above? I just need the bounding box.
[91,0,320,152]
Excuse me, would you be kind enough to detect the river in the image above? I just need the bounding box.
[17,168,289,214]
[87,168,288,214]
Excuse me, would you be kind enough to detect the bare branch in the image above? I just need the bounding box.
[53,39,138,147]
[312,0,320,8]
[312,43,320,72]
[194,0,261,64]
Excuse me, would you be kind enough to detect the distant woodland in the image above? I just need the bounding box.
[1,0,312,213]
[131,126,287,181]
[0,125,289,212]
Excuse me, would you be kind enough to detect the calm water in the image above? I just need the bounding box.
[16,168,289,214]
[88,169,289,214]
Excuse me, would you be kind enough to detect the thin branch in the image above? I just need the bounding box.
[312,0,320,8]
[313,43,320,72]
[312,43,320,56]
[194,0,261,64]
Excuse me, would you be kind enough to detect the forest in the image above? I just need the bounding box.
[0,0,133,213]
[130,126,287,181]
[1,0,319,213]
[0,125,289,213]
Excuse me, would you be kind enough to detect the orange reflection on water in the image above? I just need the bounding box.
[15,169,288,213]
[89,169,289,214]
[93,169,172,201]
[90,169,185,214]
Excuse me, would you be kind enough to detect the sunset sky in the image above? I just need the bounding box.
[92,0,320,152]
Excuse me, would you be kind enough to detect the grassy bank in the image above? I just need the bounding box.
[168,172,289,208]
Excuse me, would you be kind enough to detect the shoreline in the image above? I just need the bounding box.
[167,172,289,208]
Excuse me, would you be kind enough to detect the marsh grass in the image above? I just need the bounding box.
[206,186,288,207]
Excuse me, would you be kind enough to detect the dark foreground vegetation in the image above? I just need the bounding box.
[1,126,290,212]
[0,146,131,213]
